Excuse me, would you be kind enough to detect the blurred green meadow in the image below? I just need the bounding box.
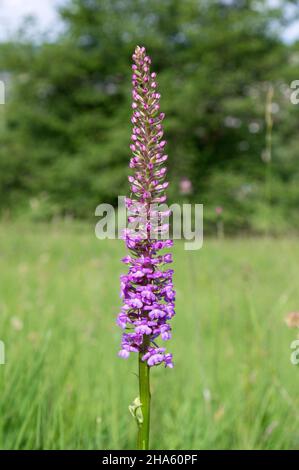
[0,221,298,450]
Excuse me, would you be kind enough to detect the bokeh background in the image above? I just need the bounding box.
[0,0,299,450]
[0,0,299,233]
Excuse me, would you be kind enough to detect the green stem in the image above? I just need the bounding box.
[265,84,273,235]
[137,353,151,450]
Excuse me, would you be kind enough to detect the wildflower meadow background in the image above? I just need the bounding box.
[0,0,299,450]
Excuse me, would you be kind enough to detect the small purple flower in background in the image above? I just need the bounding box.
[215,206,223,216]
[117,45,175,370]
[179,177,193,195]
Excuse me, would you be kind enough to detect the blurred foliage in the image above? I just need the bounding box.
[0,0,299,232]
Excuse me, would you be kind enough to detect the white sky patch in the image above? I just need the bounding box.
[0,0,298,43]
[0,0,64,40]
[282,19,299,44]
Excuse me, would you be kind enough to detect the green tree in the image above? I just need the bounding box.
[0,0,298,231]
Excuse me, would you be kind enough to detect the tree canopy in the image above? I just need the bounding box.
[0,0,299,232]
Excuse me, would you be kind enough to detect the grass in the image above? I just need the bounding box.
[0,221,298,450]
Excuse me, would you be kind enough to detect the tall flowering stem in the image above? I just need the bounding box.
[117,46,175,450]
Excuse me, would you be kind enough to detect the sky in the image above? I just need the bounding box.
[0,0,64,40]
[0,0,298,43]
